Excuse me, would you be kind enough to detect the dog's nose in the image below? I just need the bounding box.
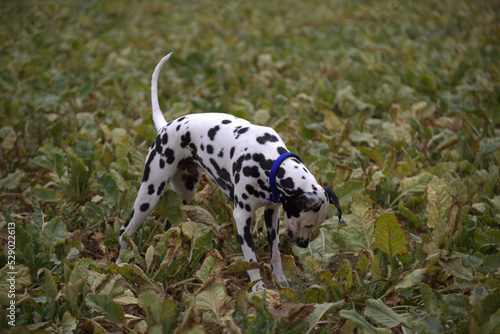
[296,238,309,248]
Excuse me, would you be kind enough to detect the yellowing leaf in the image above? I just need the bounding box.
[373,214,408,259]
[346,201,377,255]
[426,177,452,229]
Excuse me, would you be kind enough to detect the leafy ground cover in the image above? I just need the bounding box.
[1,0,499,332]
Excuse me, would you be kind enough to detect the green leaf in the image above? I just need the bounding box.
[373,214,408,259]
[41,218,67,252]
[43,268,58,301]
[0,126,16,150]
[364,299,408,328]
[358,146,385,167]
[304,285,328,304]
[397,172,432,202]
[85,293,124,326]
[334,181,364,207]
[304,301,344,334]
[419,283,444,316]
[93,171,119,204]
[339,309,391,334]
[60,311,77,334]
[145,245,155,273]
[0,171,25,189]
[138,290,177,325]
[395,268,426,290]
[439,258,474,281]
[426,177,452,229]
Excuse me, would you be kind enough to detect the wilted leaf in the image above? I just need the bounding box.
[286,304,316,328]
[196,276,227,319]
[195,249,225,282]
[395,268,426,291]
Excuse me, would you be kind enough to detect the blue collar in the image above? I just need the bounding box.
[266,152,302,204]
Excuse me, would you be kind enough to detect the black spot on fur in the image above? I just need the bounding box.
[222,119,232,124]
[243,218,254,250]
[257,133,279,144]
[140,203,150,212]
[123,209,134,229]
[252,153,274,170]
[208,125,220,140]
[207,145,214,154]
[245,184,255,196]
[280,177,295,189]
[159,159,165,169]
[164,148,175,164]
[162,133,168,145]
[177,116,186,122]
[181,131,191,148]
[230,147,235,159]
[155,136,162,154]
[234,127,249,139]
[243,166,260,178]
[148,184,155,195]
[157,181,166,196]
[277,147,287,155]
[218,149,224,158]
[142,150,157,182]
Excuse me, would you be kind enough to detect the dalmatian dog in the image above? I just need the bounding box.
[116,53,344,291]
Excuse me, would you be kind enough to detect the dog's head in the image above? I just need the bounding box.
[282,186,343,248]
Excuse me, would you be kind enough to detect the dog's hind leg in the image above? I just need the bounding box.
[116,146,176,264]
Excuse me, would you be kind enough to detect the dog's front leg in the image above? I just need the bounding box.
[264,205,288,284]
[233,207,266,291]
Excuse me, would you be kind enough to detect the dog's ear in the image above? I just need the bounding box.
[323,186,344,223]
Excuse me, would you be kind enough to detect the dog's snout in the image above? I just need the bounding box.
[296,238,309,248]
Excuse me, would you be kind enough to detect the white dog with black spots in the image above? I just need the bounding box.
[117,53,343,291]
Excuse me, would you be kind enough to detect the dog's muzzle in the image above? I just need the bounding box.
[287,230,309,248]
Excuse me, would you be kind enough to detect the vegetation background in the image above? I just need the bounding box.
[0,0,499,332]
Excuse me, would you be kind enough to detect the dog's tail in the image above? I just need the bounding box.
[151,52,172,131]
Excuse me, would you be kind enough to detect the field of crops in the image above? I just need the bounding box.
[0,0,499,332]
